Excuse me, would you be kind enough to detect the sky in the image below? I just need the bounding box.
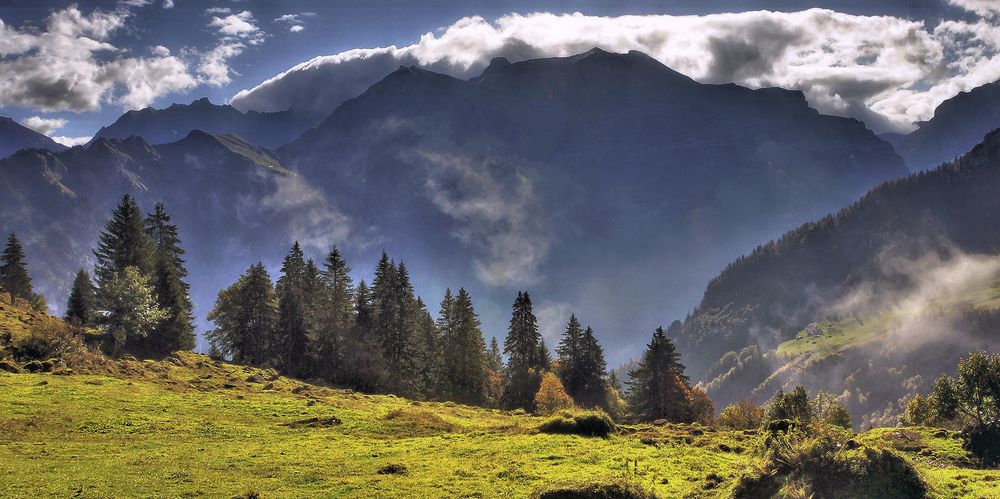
[0,0,999,144]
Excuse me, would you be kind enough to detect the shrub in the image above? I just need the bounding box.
[13,322,83,362]
[535,477,654,498]
[719,400,765,430]
[964,425,1000,467]
[734,426,926,498]
[899,393,942,427]
[765,386,813,424]
[811,392,852,429]
[685,386,715,425]
[535,372,575,416]
[538,410,616,438]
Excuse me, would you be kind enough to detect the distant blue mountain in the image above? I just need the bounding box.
[0,116,66,159]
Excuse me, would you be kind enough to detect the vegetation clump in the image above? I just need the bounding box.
[538,410,616,437]
[535,477,655,499]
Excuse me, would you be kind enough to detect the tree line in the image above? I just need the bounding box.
[2,194,712,423]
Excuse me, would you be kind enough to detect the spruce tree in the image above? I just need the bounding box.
[436,288,456,395]
[371,252,419,395]
[312,247,354,381]
[343,280,389,392]
[575,327,609,408]
[626,327,691,422]
[441,288,488,405]
[412,297,441,398]
[206,263,277,366]
[487,336,503,373]
[65,269,96,326]
[275,242,309,375]
[556,314,584,395]
[94,195,153,287]
[501,291,545,411]
[0,232,33,303]
[145,203,195,354]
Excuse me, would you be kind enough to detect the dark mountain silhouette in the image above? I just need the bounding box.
[0,117,66,159]
[883,80,1000,171]
[279,48,908,358]
[93,98,312,149]
[678,129,1000,421]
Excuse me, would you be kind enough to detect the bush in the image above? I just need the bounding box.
[811,392,852,429]
[535,372,575,416]
[535,477,654,498]
[765,386,813,425]
[734,426,926,498]
[963,424,1000,467]
[538,410,616,438]
[12,322,83,362]
[718,400,765,430]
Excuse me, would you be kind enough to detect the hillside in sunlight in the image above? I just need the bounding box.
[1,300,998,497]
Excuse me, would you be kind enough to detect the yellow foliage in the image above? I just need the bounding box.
[535,372,575,415]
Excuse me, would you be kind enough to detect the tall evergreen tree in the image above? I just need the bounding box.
[436,288,456,394]
[371,252,420,395]
[0,232,33,303]
[145,203,195,353]
[557,314,584,392]
[311,247,355,381]
[536,336,552,371]
[575,327,609,408]
[206,263,277,366]
[626,327,691,422]
[441,288,488,405]
[94,195,153,288]
[487,336,503,373]
[275,242,309,375]
[65,269,96,326]
[343,279,389,392]
[412,296,441,398]
[501,291,545,411]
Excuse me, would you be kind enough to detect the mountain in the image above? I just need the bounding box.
[678,129,1000,424]
[0,116,66,159]
[279,48,908,359]
[0,130,329,327]
[883,80,1000,171]
[92,98,313,149]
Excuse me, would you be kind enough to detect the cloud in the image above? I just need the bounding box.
[418,149,550,286]
[535,301,573,343]
[196,9,265,86]
[20,116,67,135]
[273,12,314,33]
[949,0,1000,18]
[163,0,174,8]
[0,5,197,112]
[289,25,304,33]
[209,10,260,39]
[256,173,354,252]
[231,10,1000,133]
[51,135,93,147]
[205,7,231,15]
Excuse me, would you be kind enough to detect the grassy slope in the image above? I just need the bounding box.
[1,354,998,498]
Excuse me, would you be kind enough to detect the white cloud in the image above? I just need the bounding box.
[289,25,304,33]
[949,0,1000,18]
[0,5,197,112]
[163,0,174,9]
[274,12,313,33]
[418,149,549,286]
[20,116,67,136]
[205,7,231,15]
[51,135,93,147]
[197,9,265,86]
[231,10,1000,132]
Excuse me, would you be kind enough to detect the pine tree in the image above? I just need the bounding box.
[206,263,277,366]
[487,336,503,373]
[343,279,389,392]
[441,288,488,405]
[501,291,545,411]
[94,195,153,288]
[536,336,552,371]
[370,252,419,395]
[626,327,691,422]
[0,232,33,303]
[556,314,584,395]
[145,203,195,354]
[65,269,96,326]
[575,326,609,408]
[275,242,309,375]
[412,296,441,398]
[311,247,355,381]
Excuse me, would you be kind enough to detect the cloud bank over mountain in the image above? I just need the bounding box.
[232,9,1000,133]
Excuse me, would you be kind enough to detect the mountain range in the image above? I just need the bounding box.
[91,98,314,149]
[0,48,936,368]
[677,128,1000,424]
[0,117,66,159]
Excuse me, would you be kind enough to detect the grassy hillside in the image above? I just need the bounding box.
[2,304,998,497]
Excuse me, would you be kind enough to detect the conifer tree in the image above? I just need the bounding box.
[65,269,96,326]
[626,327,692,422]
[206,263,277,366]
[311,247,354,380]
[441,288,488,405]
[0,232,33,303]
[342,279,389,392]
[575,326,609,408]
[94,195,153,287]
[145,203,195,353]
[412,296,441,398]
[501,291,545,411]
[536,336,552,371]
[97,266,166,356]
[557,314,584,394]
[370,252,419,395]
[487,336,503,373]
[275,242,309,375]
